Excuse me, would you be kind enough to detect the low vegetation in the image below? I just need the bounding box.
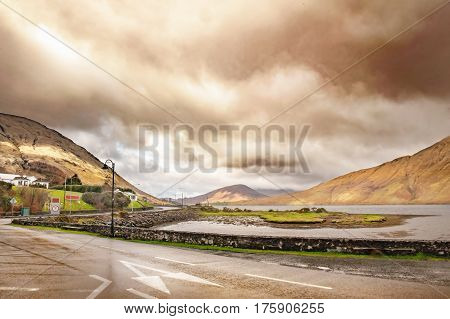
[0,181,14,213]
[51,185,103,193]
[199,206,392,227]
[82,191,131,209]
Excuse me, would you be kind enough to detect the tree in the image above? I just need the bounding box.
[17,187,48,213]
[65,174,82,186]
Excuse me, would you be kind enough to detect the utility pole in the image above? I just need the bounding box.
[63,176,66,211]
[102,159,115,237]
[69,176,72,215]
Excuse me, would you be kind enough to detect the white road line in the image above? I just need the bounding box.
[98,245,128,254]
[126,288,157,299]
[317,266,331,271]
[245,274,333,290]
[261,261,278,265]
[86,275,112,299]
[155,257,197,266]
[0,287,39,292]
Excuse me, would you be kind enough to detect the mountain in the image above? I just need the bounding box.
[246,136,450,205]
[0,113,166,204]
[183,184,266,205]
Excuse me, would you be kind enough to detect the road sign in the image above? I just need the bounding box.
[65,194,80,201]
[9,198,17,205]
[50,203,61,215]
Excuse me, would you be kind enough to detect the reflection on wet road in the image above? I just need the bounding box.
[0,224,449,299]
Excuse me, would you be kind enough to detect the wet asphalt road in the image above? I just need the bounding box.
[0,224,449,299]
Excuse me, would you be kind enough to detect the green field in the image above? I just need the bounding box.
[44,190,95,211]
[44,190,153,212]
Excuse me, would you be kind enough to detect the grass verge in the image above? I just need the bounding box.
[200,210,389,225]
[12,224,449,261]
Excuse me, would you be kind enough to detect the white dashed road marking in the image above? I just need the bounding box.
[126,288,157,299]
[245,274,333,290]
[86,275,112,299]
[0,287,39,292]
[98,245,128,254]
[155,257,197,266]
[317,266,331,271]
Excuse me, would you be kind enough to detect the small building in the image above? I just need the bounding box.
[31,179,50,189]
[125,192,138,201]
[0,173,49,188]
[114,189,138,201]
[12,176,30,187]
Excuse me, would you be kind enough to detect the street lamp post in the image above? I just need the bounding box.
[102,159,115,237]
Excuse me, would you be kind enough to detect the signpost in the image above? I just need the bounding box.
[50,197,61,215]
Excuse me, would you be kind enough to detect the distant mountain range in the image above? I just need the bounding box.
[246,136,450,205]
[0,113,165,204]
[183,184,266,205]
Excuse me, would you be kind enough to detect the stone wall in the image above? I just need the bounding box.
[13,219,449,257]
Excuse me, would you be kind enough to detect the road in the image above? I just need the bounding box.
[0,223,449,299]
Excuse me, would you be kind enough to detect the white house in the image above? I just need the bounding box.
[0,173,49,189]
[114,189,138,201]
[33,179,50,189]
[12,176,30,187]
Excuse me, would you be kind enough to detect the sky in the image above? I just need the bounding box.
[0,0,449,197]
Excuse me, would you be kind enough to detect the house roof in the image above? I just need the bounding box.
[13,176,30,181]
[33,178,49,183]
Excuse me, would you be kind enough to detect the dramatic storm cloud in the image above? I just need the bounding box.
[0,0,449,195]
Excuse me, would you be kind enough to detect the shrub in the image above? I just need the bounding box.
[82,191,130,209]
[200,205,219,212]
[65,175,82,185]
[51,185,102,193]
[17,187,48,213]
[0,181,13,191]
[81,192,97,206]
[0,196,12,212]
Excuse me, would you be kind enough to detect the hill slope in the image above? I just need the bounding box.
[184,184,266,205]
[247,136,450,205]
[0,113,165,204]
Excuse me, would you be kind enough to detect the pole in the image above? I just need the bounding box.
[111,162,115,237]
[63,176,66,211]
[69,177,72,215]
